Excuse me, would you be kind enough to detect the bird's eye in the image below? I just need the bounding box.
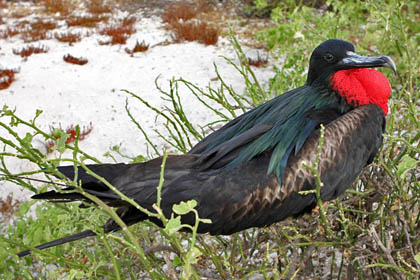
[324,53,334,62]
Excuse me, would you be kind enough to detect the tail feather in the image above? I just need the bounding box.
[17,156,196,257]
[57,164,128,187]
[32,189,120,201]
[32,190,85,201]
[17,229,96,258]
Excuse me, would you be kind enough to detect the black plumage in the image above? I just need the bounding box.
[17,39,395,257]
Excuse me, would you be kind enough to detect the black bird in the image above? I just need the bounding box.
[17,39,396,257]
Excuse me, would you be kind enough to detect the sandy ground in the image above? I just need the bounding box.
[0,1,276,206]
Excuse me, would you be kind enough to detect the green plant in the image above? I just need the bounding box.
[0,111,215,278]
[0,0,419,278]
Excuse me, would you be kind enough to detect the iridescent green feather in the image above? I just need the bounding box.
[190,85,349,184]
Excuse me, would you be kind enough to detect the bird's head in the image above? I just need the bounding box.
[306,39,396,115]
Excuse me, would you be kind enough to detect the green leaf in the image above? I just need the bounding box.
[173,255,182,267]
[254,0,268,10]
[130,154,147,163]
[68,268,85,279]
[33,226,43,244]
[396,155,418,178]
[186,200,197,209]
[16,201,35,217]
[200,218,212,224]
[23,133,33,144]
[415,252,420,265]
[50,128,69,153]
[173,200,197,215]
[164,216,182,235]
[186,247,202,265]
[2,106,13,116]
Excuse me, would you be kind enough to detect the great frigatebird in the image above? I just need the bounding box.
[17,39,396,257]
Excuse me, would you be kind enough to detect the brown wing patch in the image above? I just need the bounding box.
[227,105,384,222]
[283,104,383,195]
[226,175,281,221]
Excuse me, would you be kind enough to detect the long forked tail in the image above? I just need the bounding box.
[17,229,96,257]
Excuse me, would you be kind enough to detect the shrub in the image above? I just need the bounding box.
[0,69,18,90]
[171,21,219,45]
[162,1,211,24]
[86,0,112,14]
[121,16,136,27]
[37,0,74,15]
[98,17,136,45]
[0,194,21,221]
[162,1,218,46]
[22,20,57,42]
[98,33,129,45]
[46,123,93,152]
[0,27,19,39]
[13,44,49,58]
[99,22,135,37]
[247,52,268,67]
[54,32,82,45]
[66,15,109,28]
[63,54,88,65]
[125,40,149,55]
[162,2,198,24]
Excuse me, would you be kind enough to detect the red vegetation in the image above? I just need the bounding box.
[46,123,93,152]
[121,16,136,27]
[162,1,210,24]
[98,33,129,45]
[67,15,109,28]
[98,17,136,45]
[162,2,196,23]
[14,19,30,29]
[63,54,88,65]
[0,27,19,39]
[13,44,49,58]
[125,40,149,55]
[0,0,6,9]
[55,32,82,45]
[31,20,57,31]
[37,0,74,15]
[0,69,18,90]
[99,19,135,37]
[162,1,218,45]
[171,21,219,45]
[87,0,112,14]
[22,20,57,42]
[247,52,268,67]
[0,194,21,220]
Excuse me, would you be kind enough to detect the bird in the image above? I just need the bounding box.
[17,39,396,257]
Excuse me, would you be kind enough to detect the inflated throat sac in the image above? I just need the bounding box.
[331,68,391,115]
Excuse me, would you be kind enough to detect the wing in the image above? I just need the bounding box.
[34,154,200,206]
[189,86,351,183]
[161,104,385,235]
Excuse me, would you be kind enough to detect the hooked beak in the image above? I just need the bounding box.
[338,51,397,74]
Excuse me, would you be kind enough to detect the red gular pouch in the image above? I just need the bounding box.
[330,68,391,115]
